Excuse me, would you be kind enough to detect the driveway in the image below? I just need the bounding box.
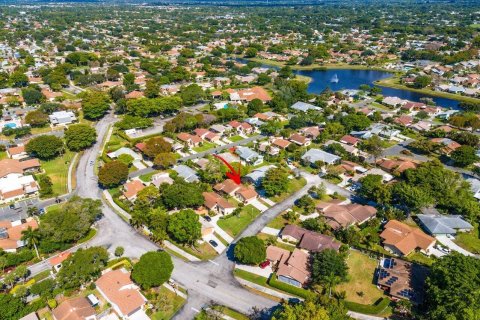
[250,198,269,212]
[436,235,476,257]
[203,233,227,254]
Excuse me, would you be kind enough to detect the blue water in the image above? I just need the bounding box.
[296,68,460,109]
[5,123,17,128]
[236,58,460,109]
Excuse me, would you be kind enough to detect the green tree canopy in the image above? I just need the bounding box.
[167,209,202,245]
[132,251,174,289]
[234,236,266,265]
[65,124,97,151]
[98,160,129,188]
[143,136,172,158]
[311,249,348,288]
[161,182,204,209]
[424,253,480,320]
[451,145,478,167]
[56,246,108,290]
[25,135,64,159]
[81,91,111,120]
[39,197,101,249]
[262,167,290,197]
[25,110,49,127]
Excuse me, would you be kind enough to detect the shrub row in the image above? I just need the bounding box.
[344,297,391,315]
[268,273,316,300]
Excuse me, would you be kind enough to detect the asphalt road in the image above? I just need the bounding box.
[25,111,354,319]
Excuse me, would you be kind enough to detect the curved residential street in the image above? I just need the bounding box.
[21,110,358,319]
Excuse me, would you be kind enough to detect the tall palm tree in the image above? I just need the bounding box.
[323,272,341,298]
[21,226,41,259]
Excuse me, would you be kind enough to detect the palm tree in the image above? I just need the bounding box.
[323,272,341,298]
[26,206,39,217]
[21,226,41,259]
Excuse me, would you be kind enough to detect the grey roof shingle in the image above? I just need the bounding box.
[417,214,473,235]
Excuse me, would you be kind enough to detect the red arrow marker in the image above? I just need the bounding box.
[213,154,242,185]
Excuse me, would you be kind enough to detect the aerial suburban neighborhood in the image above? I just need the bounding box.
[0,1,479,320]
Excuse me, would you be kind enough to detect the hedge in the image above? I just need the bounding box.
[268,273,316,300]
[344,297,391,315]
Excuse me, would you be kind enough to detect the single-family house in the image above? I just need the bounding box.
[96,269,148,320]
[301,148,340,165]
[291,101,320,112]
[122,180,145,202]
[235,146,263,166]
[0,159,40,202]
[417,211,473,235]
[289,133,311,146]
[49,111,76,125]
[0,218,39,252]
[377,257,428,304]
[173,165,199,183]
[244,165,276,186]
[6,145,28,160]
[280,225,341,253]
[316,200,377,230]
[203,192,235,215]
[151,172,174,188]
[380,220,436,256]
[267,246,310,288]
[52,297,96,320]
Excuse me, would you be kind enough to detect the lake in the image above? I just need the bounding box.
[236,58,460,109]
[295,68,460,109]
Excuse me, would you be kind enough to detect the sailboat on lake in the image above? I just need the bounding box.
[331,74,339,83]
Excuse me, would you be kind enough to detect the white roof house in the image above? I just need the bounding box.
[301,148,340,165]
[173,165,199,183]
[49,111,76,125]
[291,101,321,112]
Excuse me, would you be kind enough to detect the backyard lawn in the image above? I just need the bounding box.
[217,205,261,237]
[41,150,76,196]
[336,250,386,305]
[0,151,7,160]
[454,223,480,254]
[150,286,186,320]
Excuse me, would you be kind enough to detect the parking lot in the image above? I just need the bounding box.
[0,198,40,221]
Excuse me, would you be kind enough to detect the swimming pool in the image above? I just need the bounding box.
[4,123,17,129]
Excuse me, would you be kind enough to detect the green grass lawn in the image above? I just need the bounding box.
[0,151,8,160]
[139,170,160,183]
[105,132,130,153]
[170,240,218,261]
[150,286,186,320]
[336,251,386,305]
[217,205,261,237]
[234,269,269,286]
[267,214,295,229]
[406,252,435,266]
[257,233,295,252]
[41,150,75,196]
[212,306,249,320]
[229,135,244,142]
[193,142,216,153]
[214,232,230,246]
[454,223,480,254]
[270,178,307,202]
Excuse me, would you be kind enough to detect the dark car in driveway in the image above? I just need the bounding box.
[204,215,212,222]
[209,240,218,247]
